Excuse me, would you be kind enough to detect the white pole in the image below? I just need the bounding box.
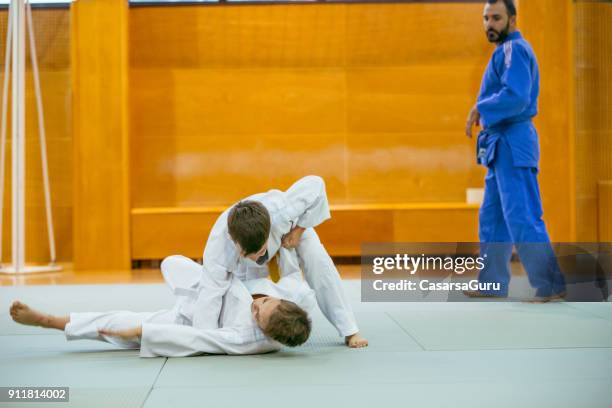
[0,0,61,274]
[11,0,26,273]
[0,0,13,265]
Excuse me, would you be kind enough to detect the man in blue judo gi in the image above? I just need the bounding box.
[464,0,566,302]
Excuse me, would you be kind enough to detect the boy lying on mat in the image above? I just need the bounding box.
[10,252,313,357]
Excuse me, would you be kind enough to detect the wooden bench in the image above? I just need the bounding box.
[131,202,480,260]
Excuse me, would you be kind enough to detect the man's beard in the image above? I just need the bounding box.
[486,21,510,44]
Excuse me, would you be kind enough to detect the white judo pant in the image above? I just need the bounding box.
[297,228,358,337]
[64,309,186,348]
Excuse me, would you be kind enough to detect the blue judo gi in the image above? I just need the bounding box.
[475,31,565,297]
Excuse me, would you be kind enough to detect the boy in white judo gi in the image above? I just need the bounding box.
[9,254,314,357]
[192,175,368,348]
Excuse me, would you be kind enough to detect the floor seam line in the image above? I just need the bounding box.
[562,302,612,322]
[384,311,427,351]
[140,357,168,408]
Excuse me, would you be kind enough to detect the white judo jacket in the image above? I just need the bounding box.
[138,253,316,357]
[191,175,331,330]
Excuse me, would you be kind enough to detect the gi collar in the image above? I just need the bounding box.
[499,30,522,45]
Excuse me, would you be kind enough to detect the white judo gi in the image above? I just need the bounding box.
[64,255,316,357]
[193,175,358,337]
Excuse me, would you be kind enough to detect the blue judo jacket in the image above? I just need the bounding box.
[476,31,540,169]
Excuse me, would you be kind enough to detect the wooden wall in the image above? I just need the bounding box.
[129,3,490,259]
[518,0,577,242]
[71,0,131,270]
[0,1,594,267]
[129,3,489,208]
[575,1,612,242]
[128,1,577,260]
[0,9,72,264]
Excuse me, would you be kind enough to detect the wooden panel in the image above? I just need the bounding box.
[316,210,394,256]
[393,208,478,242]
[576,197,598,242]
[347,92,474,135]
[599,182,612,242]
[129,3,492,212]
[347,66,483,96]
[346,66,483,134]
[346,132,485,203]
[130,67,348,207]
[132,209,391,259]
[575,2,612,241]
[172,69,346,135]
[130,129,348,207]
[71,0,130,270]
[130,4,348,69]
[130,68,345,136]
[131,204,479,259]
[345,3,490,67]
[131,211,219,260]
[520,0,575,242]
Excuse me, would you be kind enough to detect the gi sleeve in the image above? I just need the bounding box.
[283,175,331,228]
[140,324,280,357]
[477,42,532,128]
[277,249,317,314]
[277,247,302,278]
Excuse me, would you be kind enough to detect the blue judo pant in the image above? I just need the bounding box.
[477,136,566,297]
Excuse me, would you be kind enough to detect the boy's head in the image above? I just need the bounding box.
[251,296,311,347]
[227,200,271,263]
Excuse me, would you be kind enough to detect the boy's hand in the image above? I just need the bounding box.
[281,226,305,249]
[98,326,142,340]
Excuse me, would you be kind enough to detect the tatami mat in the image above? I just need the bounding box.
[144,380,612,408]
[387,303,612,350]
[1,282,611,408]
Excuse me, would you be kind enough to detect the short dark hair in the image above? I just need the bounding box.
[227,200,271,255]
[487,0,517,17]
[263,300,311,347]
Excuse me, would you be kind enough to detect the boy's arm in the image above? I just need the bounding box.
[139,324,280,357]
[277,247,302,279]
[281,175,331,248]
[283,175,331,229]
[277,248,317,314]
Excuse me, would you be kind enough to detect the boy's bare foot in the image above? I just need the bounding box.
[9,300,68,330]
[345,332,368,348]
[10,301,48,327]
